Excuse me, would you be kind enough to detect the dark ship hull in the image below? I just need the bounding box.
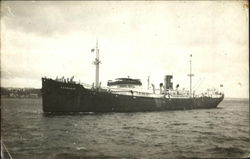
[41,78,224,112]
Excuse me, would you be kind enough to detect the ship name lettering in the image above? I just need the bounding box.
[61,87,76,90]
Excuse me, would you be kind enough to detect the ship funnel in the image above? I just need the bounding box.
[159,83,163,94]
[164,75,173,90]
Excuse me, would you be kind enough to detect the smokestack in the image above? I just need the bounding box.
[164,75,173,90]
[160,83,163,94]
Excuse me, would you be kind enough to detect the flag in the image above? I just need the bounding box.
[91,49,95,52]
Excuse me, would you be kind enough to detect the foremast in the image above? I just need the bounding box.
[92,40,101,89]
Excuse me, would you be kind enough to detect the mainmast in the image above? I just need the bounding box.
[93,40,101,89]
[188,54,194,97]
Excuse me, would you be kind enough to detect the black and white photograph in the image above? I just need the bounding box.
[1,1,249,158]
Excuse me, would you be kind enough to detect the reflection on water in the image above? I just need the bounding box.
[1,98,250,158]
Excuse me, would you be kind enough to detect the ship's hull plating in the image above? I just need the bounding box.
[41,78,224,112]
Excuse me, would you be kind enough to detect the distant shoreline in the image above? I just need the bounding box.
[224,97,249,101]
[1,96,42,99]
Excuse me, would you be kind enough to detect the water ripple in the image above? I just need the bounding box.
[1,98,249,158]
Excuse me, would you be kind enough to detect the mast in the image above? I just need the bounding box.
[188,54,194,97]
[93,40,101,89]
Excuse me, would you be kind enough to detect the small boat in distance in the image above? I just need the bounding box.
[41,42,224,112]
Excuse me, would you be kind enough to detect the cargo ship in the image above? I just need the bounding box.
[41,42,224,112]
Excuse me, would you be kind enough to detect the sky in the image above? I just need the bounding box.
[1,1,249,98]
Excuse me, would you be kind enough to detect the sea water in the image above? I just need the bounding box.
[1,98,249,158]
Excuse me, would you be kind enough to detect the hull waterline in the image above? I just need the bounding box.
[41,78,224,113]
